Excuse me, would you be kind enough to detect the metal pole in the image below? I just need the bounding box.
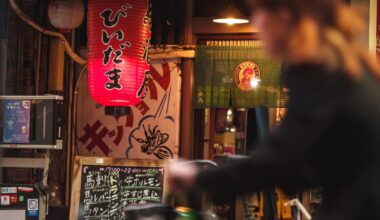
[0,0,9,185]
[40,149,51,220]
[285,199,312,220]
[0,1,8,95]
[0,40,6,95]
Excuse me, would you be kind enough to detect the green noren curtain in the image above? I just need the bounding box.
[194,46,287,108]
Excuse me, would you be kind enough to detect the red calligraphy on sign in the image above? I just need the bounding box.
[143,63,172,101]
[79,120,111,155]
[125,63,173,128]
[150,63,171,91]
[80,121,127,155]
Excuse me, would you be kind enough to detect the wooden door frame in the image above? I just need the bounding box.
[180,0,260,159]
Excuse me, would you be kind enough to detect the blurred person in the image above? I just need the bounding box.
[169,0,380,219]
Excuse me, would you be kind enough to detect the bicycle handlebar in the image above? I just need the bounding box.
[176,160,218,167]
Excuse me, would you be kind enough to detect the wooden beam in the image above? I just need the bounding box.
[180,0,196,159]
[369,0,377,55]
[0,158,46,169]
[150,50,195,60]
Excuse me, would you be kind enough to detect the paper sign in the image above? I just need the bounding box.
[2,100,31,144]
[10,195,18,204]
[1,187,17,194]
[27,199,38,211]
[26,198,39,217]
[18,187,33,193]
[1,195,10,205]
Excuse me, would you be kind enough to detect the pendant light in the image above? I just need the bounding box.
[213,0,249,25]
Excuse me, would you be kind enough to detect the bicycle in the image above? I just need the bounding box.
[124,160,219,220]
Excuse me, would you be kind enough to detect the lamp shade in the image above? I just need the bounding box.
[88,0,151,106]
[213,3,249,25]
[48,0,85,32]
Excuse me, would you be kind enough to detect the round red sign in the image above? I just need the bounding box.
[234,61,261,91]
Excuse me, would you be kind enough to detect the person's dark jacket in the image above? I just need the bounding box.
[197,63,380,220]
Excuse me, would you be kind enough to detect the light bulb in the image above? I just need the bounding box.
[250,78,261,89]
[213,18,249,25]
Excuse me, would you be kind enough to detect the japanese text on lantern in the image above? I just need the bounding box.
[100,4,132,90]
[88,0,151,106]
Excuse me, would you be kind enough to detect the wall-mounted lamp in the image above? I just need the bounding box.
[212,1,249,25]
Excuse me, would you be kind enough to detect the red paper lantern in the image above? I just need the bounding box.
[88,0,151,106]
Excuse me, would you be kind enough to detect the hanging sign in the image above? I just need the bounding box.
[77,57,181,160]
[234,61,261,91]
[87,0,152,106]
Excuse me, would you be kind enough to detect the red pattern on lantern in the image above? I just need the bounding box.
[88,0,151,106]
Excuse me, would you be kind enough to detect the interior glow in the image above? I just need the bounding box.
[227,108,233,116]
[111,100,130,103]
[213,18,249,25]
[176,207,192,212]
[250,78,261,89]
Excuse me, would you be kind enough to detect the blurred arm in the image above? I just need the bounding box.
[196,66,343,198]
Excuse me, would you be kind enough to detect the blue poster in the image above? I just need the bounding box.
[2,100,31,143]
[26,198,39,217]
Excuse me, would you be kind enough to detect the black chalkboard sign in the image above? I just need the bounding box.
[70,157,167,220]
[310,187,323,204]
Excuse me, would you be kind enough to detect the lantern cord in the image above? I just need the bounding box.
[72,65,88,157]
[8,0,88,65]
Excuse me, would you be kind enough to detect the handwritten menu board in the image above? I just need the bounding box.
[310,187,323,204]
[70,157,167,220]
